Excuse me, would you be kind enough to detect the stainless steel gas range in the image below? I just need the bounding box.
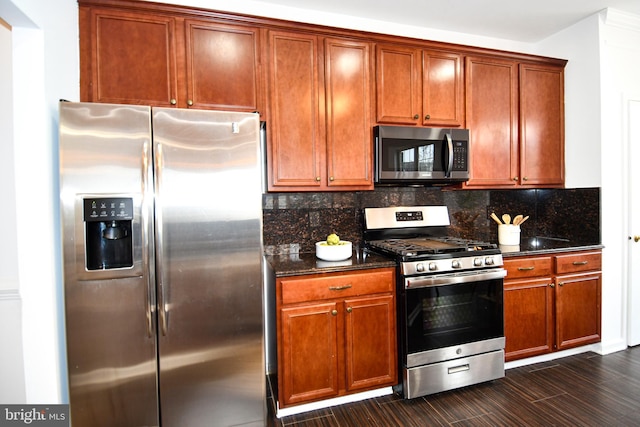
[363,206,507,399]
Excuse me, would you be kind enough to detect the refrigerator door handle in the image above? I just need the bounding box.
[155,143,169,336]
[142,141,155,338]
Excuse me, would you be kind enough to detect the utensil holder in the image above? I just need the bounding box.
[498,224,521,245]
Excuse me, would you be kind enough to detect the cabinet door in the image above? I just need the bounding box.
[464,56,519,188]
[504,278,554,361]
[344,295,397,391]
[555,273,602,351]
[325,38,373,189]
[280,302,339,406]
[185,21,261,112]
[80,8,178,106]
[375,44,421,125]
[519,64,565,187]
[267,31,323,189]
[422,50,464,127]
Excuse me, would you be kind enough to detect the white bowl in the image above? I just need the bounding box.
[315,241,353,261]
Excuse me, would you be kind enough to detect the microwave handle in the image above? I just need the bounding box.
[444,133,453,177]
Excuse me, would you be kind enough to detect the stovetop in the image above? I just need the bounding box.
[366,236,498,258]
[363,206,504,275]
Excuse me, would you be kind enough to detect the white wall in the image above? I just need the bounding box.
[150,0,536,53]
[0,17,27,404]
[536,14,602,190]
[0,0,78,404]
[599,10,640,353]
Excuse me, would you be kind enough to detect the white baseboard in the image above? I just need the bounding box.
[504,341,630,370]
[276,387,393,418]
[0,289,26,403]
[595,338,628,355]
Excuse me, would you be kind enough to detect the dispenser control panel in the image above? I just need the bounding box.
[83,197,134,222]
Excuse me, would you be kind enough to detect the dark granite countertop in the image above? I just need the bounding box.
[265,249,396,277]
[266,238,603,276]
[499,237,603,257]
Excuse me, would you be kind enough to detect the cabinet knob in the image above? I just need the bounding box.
[315,176,321,182]
[331,309,338,316]
[633,235,640,242]
[425,114,431,120]
[170,99,177,105]
[549,283,555,288]
[513,177,519,181]
[523,176,528,181]
[413,114,419,120]
[187,99,193,106]
[346,307,352,313]
[329,176,334,181]
[558,282,565,287]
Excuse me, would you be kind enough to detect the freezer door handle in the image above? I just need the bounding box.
[155,143,168,336]
[142,142,155,338]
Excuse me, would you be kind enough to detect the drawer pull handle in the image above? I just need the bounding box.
[448,364,470,374]
[329,284,352,291]
[572,261,588,266]
[518,266,535,271]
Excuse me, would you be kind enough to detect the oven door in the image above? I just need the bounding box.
[402,268,506,368]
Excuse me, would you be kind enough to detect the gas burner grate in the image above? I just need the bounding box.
[367,237,496,257]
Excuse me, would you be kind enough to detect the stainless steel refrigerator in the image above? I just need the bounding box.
[59,102,265,427]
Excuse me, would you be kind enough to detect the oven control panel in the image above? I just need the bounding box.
[396,211,423,222]
[402,254,504,277]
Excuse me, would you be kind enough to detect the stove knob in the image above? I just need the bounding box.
[416,263,425,272]
[474,258,483,266]
[428,262,437,271]
[452,260,461,269]
[485,257,494,265]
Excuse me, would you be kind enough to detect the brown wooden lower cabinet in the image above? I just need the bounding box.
[504,277,554,361]
[504,250,602,362]
[276,268,397,408]
[555,272,602,351]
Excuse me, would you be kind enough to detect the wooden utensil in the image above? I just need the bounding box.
[502,213,511,224]
[513,214,524,225]
[490,212,503,225]
[519,215,530,225]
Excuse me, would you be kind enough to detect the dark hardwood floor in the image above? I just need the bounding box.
[267,346,640,426]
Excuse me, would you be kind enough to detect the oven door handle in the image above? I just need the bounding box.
[405,268,507,289]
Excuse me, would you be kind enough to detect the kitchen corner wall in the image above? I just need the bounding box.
[262,187,601,254]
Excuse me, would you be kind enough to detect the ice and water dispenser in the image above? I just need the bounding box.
[83,197,134,270]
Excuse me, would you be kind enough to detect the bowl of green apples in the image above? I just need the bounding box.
[315,233,352,261]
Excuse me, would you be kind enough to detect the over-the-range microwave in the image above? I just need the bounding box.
[374,125,470,186]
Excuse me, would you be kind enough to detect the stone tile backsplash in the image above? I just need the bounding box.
[262,187,600,255]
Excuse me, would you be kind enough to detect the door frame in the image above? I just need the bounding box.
[623,93,640,346]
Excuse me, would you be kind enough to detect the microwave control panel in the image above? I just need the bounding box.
[452,141,468,171]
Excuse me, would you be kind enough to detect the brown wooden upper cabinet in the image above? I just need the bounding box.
[464,56,565,188]
[79,0,567,192]
[519,63,565,187]
[375,44,464,127]
[266,31,374,191]
[79,6,263,114]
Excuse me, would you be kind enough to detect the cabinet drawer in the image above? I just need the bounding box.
[504,256,552,279]
[555,251,602,274]
[280,268,395,305]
